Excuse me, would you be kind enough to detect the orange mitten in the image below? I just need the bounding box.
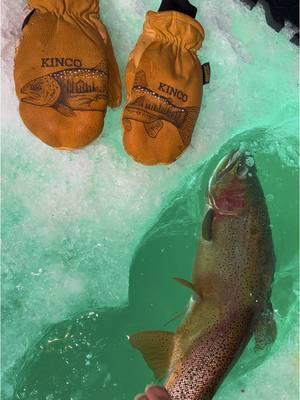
[14,0,121,149]
[122,11,210,165]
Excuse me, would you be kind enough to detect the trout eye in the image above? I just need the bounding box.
[237,163,249,179]
[31,83,41,90]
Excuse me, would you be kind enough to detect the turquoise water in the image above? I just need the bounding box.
[10,129,299,400]
[1,0,299,399]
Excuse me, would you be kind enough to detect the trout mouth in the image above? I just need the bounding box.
[214,149,256,180]
[21,88,43,103]
[207,149,256,214]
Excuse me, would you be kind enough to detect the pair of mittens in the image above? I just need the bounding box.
[14,0,121,149]
[14,4,209,164]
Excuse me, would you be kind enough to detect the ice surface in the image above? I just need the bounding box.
[1,0,299,399]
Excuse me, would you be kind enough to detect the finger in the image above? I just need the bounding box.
[145,385,171,400]
[134,394,149,400]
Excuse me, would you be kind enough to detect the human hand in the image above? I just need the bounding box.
[134,384,171,400]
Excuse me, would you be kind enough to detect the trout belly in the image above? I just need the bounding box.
[166,308,255,400]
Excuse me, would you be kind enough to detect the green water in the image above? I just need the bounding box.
[2,0,299,399]
[11,128,299,400]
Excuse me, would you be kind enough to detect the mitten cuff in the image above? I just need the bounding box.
[27,0,99,15]
[144,11,205,51]
[158,0,197,18]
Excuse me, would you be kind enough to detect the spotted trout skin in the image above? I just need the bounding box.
[129,150,276,400]
[165,150,276,399]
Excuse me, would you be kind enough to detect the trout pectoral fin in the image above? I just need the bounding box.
[128,331,174,380]
[254,301,277,351]
[68,94,102,108]
[144,120,164,138]
[123,118,132,132]
[202,208,214,241]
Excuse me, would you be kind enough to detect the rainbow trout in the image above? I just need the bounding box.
[20,62,108,117]
[122,70,199,145]
[129,150,276,400]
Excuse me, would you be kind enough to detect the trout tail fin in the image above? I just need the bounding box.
[179,107,200,145]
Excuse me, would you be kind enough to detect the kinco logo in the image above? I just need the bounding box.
[41,58,82,68]
[158,82,188,102]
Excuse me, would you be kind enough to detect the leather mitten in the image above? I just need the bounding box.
[14,0,121,149]
[122,11,210,165]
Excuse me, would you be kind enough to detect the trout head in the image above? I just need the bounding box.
[208,149,257,216]
[21,76,60,107]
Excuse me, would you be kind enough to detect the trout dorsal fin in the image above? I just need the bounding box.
[128,331,174,380]
[202,208,214,241]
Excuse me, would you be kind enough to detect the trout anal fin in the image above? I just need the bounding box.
[54,103,74,117]
[145,120,164,138]
[128,331,174,380]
